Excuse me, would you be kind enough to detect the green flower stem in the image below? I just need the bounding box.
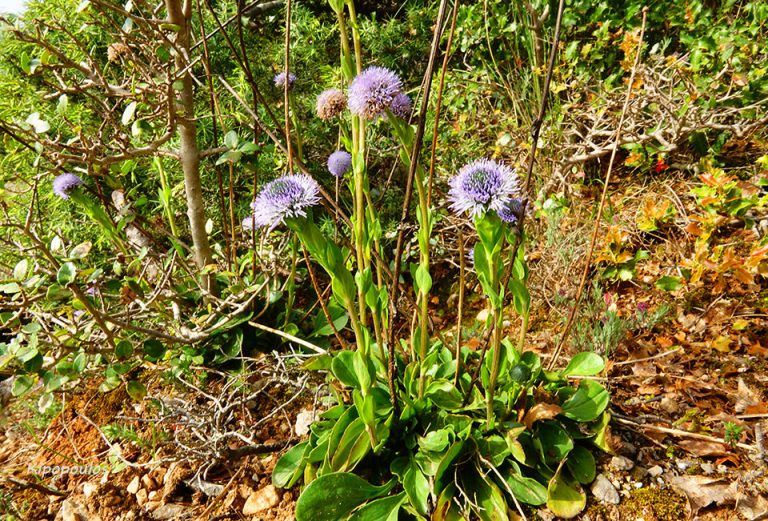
[472,213,507,428]
[283,236,298,328]
[334,5,354,80]
[345,0,363,75]
[415,173,431,399]
[486,303,503,429]
[154,157,179,237]
[352,161,368,328]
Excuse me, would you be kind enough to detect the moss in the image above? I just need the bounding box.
[621,486,688,520]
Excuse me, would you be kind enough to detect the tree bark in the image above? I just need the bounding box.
[165,0,217,295]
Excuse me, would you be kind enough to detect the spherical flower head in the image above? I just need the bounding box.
[251,174,321,231]
[274,72,297,89]
[348,66,403,120]
[498,198,525,224]
[316,88,347,120]
[53,173,84,200]
[448,159,519,218]
[327,150,352,178]
[389,92,412,119]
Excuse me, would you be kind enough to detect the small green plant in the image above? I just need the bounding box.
[595,225,649,281]
[723,421,744,447]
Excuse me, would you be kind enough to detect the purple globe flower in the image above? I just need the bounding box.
[348,66,403,120]
[448,159,519,218]
[250,174,321,231]
[52,173,84,200]
[316,88,347,120]
[274,72,297,89]
[498,198,525,224]
[389,92,412,119]
[327,151,352,178]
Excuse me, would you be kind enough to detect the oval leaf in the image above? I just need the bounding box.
[295,473,393,521]
[547,474,586,519]
[561,380,610,422]
[561,352,605,377]
[57,262,77,285]
[348,492,405,521]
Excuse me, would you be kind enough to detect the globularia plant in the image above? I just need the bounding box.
[245,1,612,519]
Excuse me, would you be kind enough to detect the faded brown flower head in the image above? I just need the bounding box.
[107,43,130,63]
[316,88,347,120]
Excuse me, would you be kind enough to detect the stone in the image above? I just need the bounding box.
[136,489,148,507]
[295,409,315,436]
[127,476,140,495]
[243,485,280,515]
[647,465,663,478]
[475,308,490,323]
[141,474,157,491]
[60,498,87,521]
[144,501,161,512]
[82,482,98,499]
[591,473,620,505]
[151,504,186,520]
[610,455,634,471]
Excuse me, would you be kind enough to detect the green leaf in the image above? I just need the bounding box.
[330,417,370,472]
[57,262,77,285]
[561,352,605,377]
[655,275,683,292]
[272,441,309,488]
[462,466,509,521]
[414,264,432,294]
[348,492,405,521]
[294,473,394,521]
[434,441,465,496]
[403,461,430,516]
[224,130,239,149]
[126,380,146,401]
[566,445,596,484]
[215,150,242,165]
[434,484,466,521]
[13,259,28,280]
[12,375,35,396]
[547,474,586,519]
[44,373,68,392]
[142,339,166,361]
[535,422,574,464]
[115,340,134,359]
[561,380,610,422]
[72,352,86,373]
[331,351,359,389]
[418,429,450,452]
[425,380,463,410]
[503,468,548,505]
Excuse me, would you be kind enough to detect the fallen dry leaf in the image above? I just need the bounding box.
[669,475,740,515]
[522,403,562,430]
[678,439,730,457]
[737,493,768,521]
[736,377,761,414]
